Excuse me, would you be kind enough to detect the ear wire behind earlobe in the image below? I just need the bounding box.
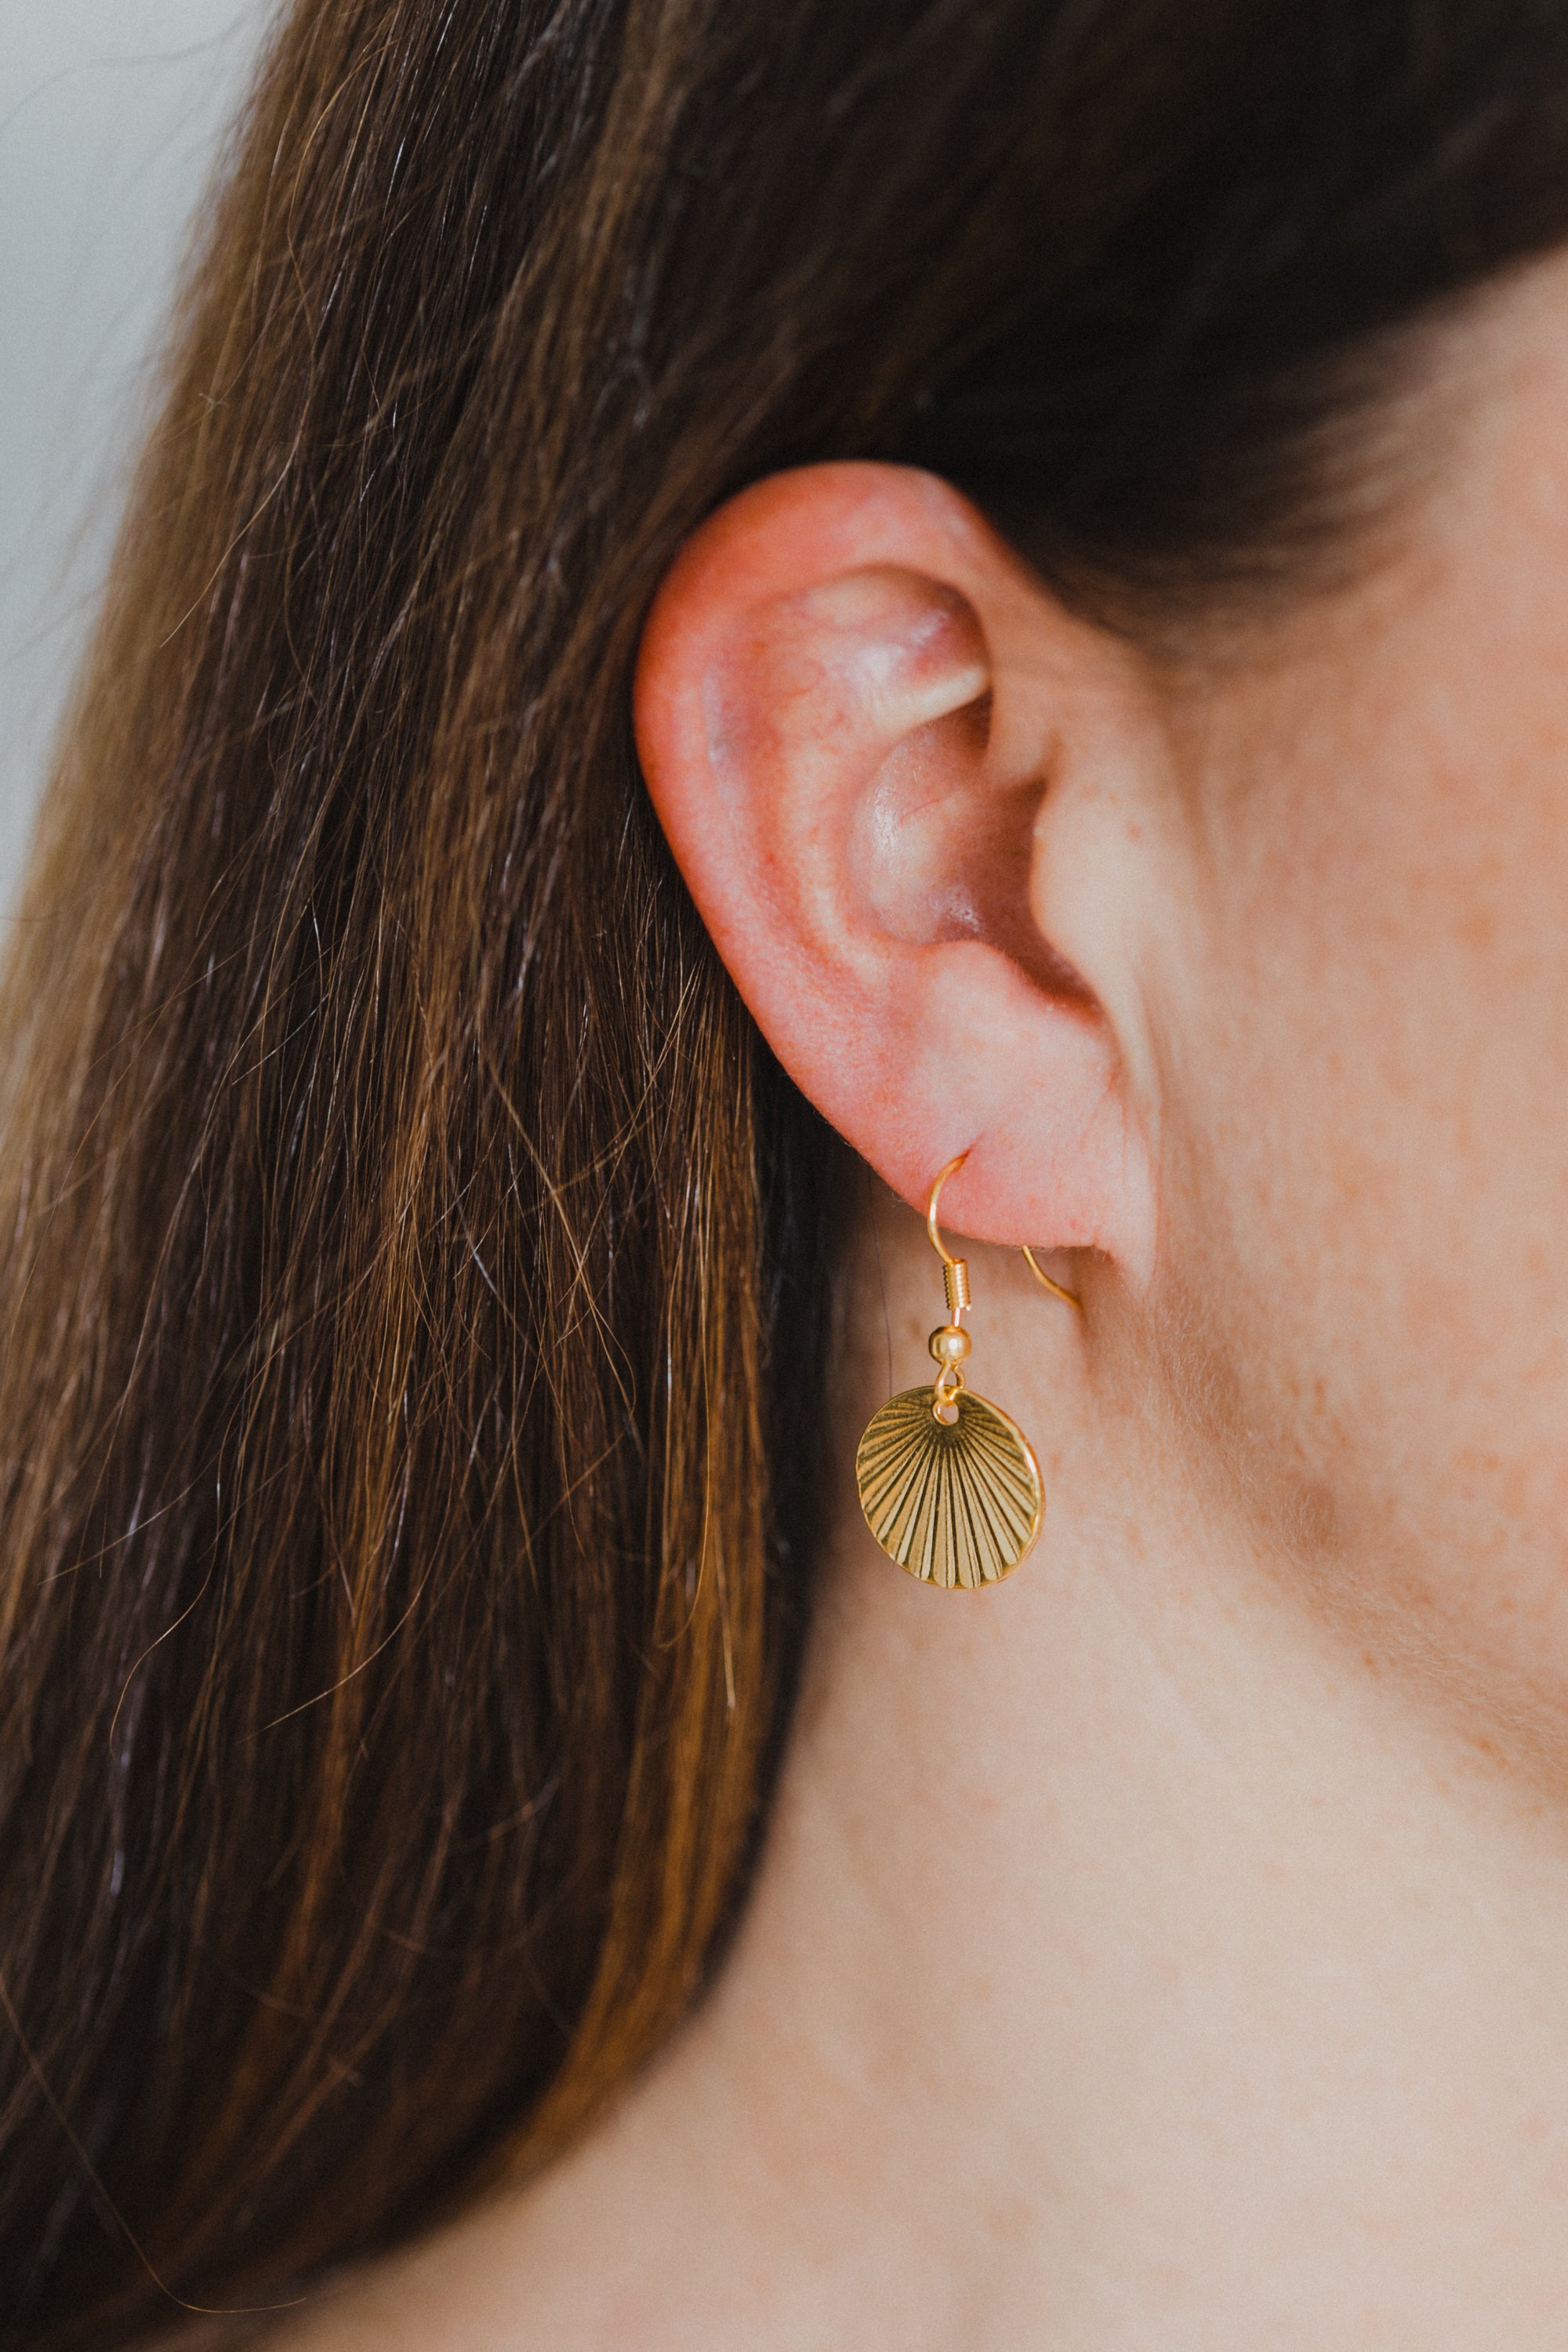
[1022,1245,1081,1309]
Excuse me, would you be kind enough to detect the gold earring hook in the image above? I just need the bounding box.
[925,1153,967,1265]
[926,1155,972,1321]
[926,1152,1082,1312]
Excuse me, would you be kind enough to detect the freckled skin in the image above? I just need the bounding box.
[1136,261,1568,1768]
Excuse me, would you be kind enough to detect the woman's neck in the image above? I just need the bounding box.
[278,1203,1568,2349]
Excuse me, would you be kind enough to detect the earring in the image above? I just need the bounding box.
[855,1154,1080,1589]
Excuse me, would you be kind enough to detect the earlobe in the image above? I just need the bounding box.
[634,461,1158,1278]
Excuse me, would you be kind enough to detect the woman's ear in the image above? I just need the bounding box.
[634,460,1160,1275]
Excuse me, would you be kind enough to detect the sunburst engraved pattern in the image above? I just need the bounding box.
[855,1386,1044,1588]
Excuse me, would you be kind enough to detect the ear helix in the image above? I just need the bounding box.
[854,1156,1080,1589]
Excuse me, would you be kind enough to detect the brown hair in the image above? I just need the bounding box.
[5,0,1568,2339]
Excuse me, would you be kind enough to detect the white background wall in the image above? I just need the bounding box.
[0,0,268,915]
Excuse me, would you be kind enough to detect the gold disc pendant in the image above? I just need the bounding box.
[855,1385,1044,1589]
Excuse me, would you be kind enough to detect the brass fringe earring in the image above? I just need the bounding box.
[855,1155,1080,1589]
